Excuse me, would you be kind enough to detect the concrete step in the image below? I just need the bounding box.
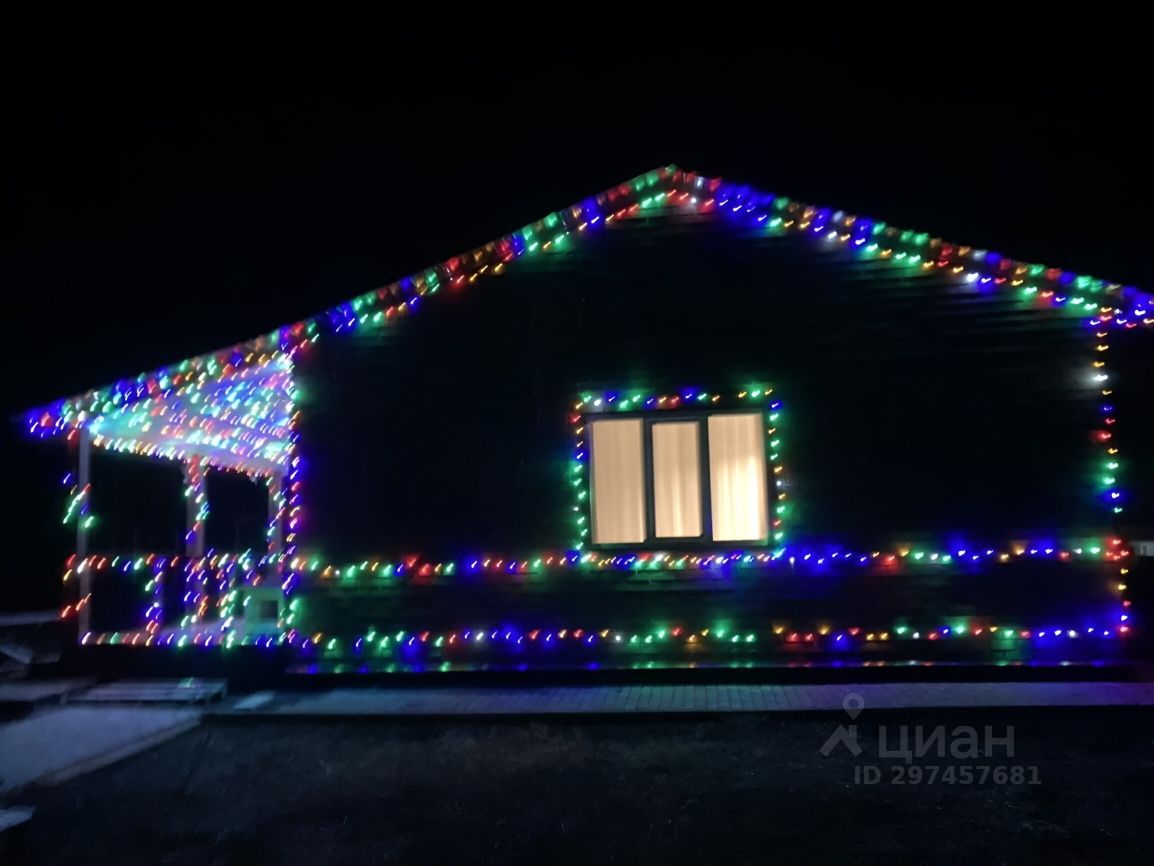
[0,679,94,714]
[0,707,200,793]
[73,679,227,705]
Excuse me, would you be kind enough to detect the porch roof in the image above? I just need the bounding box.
[29,351,295,475]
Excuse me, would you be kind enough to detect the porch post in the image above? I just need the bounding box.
[267,474,284,567]
[183,457,207,558]
[75,427,92,638]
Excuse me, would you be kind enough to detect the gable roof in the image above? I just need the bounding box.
[23,164,1151,473]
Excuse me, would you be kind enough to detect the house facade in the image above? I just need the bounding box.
[25,166,1148,669]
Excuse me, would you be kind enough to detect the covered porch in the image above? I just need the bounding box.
[26,349,300,648]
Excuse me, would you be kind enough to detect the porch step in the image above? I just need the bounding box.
[0,707,201,793]
[0,679,93,713]
[73,679,227,705]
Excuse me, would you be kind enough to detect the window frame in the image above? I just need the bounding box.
[571,389,785,552]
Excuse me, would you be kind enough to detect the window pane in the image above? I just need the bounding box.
[590,418,646,544]
[652,422,702,538]
[707,413,769,542]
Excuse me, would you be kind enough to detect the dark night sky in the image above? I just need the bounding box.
[1,23,1149,607]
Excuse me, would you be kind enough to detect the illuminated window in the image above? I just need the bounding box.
[707,413,769,542]
[588,411,769,546]
[589,418,647,544]
[652,422,703,538]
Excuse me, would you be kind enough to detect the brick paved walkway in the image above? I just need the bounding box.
[230,682,1154,717]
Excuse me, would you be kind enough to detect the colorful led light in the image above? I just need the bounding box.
[25,165,1143,655]
[77,615,1127,657]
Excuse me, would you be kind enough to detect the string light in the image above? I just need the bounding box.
[61,472,92,530]
[182,458,208,549]
[77,616,1127,655]
[25,164,1142,658]
[62,540,1131,652]
[26,165,1151,451]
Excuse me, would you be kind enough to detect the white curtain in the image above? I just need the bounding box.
[590,418,646,544]
[651,421,702,538]
[707,413,769,542]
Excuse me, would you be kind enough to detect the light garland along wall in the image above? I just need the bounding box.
[69,539,1131,658]
[58,456,295,638]
[68,552,284,644]
[29,165,1144,658]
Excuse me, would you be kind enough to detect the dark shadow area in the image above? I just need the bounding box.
[205,471,268,553]
[88,452,184,554]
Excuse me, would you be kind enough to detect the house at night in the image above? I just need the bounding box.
[23,165,1152,670]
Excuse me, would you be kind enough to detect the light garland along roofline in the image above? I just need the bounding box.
[26,338,299,438]
[32,350,299,476]
[666,169,1151,325]
[25,164,1150,441]
[23,166,680,434]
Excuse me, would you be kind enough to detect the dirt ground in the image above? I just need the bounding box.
[7,708,1154,865]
